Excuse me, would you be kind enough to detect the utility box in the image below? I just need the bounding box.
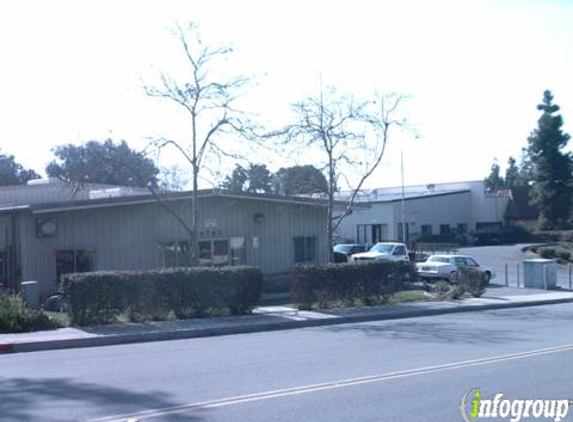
[523,259,557,289]
[20,281,40,309]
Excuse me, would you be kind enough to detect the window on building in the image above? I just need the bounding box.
[160,241,191,267]
[439,224,451,235]
[421,225,432,236]
[199,238,247,266]
[475,222,503,231]
[294,236,317,263]
[229,237,247,265]
[56,249,94,280]
[457,223,468,234]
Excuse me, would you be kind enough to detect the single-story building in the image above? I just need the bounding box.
[0,180,329,299]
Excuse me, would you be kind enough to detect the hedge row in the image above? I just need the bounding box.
[62,266,263,326]
[292,261,418,310]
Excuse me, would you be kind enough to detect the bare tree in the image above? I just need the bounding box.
[145,22,256,264]
[287,86,407,262]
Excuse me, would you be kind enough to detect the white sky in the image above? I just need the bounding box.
[1,0,572,189]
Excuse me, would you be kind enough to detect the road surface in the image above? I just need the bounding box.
[3,303,573,421]
[461,243,573,288]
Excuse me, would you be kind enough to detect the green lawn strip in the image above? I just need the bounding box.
[44,311,70,328]
[387,290,429,304]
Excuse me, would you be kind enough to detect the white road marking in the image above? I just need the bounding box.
[81,343,573,422]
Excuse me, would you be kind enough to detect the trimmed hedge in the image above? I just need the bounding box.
[62,266,263,326]
[292,261,418,310]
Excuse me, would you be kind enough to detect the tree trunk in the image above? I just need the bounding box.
[327,153,335,263]
[190,162,199,265]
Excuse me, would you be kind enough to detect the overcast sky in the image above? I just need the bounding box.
[1,0,572,189]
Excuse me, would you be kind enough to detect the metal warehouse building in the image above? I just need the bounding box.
[0,180,328,299]
[335,180,510,244]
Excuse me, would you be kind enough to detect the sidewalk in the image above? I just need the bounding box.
[2,285,573,354]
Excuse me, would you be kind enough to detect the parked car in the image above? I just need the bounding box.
[333,244,367,262]
[416,254,495,283]
[350,242,409,262]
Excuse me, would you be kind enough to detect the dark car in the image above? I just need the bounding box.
[333,244,367,262]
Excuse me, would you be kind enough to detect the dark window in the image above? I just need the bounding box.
[475,222,503,231]
[393,245,407,256]
[439,224,451,235]
[421,225,432,236]
[56,249,94,280]
[198,239,236,266]
[294,236,317,263]
[457,223,468,234]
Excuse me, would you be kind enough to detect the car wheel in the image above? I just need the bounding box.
[448,271,458,283]
[482,271,491,284]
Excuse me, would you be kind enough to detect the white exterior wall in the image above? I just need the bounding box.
[335,203,394,243]
[336,191,472,243]
[392,191,472,238]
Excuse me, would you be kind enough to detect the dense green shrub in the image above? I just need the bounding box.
[435,281,451,293]
[292,261,417,310]
[0,293,60,333]
[538,246,557,259]
[447,267,488,299]
[62,266,263,326]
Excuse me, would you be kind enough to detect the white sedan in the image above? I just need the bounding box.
[416,254,495,283]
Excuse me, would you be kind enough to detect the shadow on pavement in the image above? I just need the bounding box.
[0,377,206,422]
[321,320,524,345]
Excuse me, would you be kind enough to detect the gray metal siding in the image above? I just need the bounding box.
[19,197,328,298]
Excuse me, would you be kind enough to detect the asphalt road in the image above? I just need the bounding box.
[460,243,573,288]
[3,303,573,422]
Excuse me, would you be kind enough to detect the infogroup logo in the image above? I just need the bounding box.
[460,388,570,422]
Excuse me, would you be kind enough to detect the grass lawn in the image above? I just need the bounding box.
[387,290,428,304]
[44,311,70,328]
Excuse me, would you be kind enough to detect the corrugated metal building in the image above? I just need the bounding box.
[1,181,328,299]
[335,180,509,244]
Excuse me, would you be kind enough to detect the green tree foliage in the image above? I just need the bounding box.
[273,165,328,195]
[247,164,273,193]
[0,154,40,186]
[46,139,159,188]
[527,90,573,229]
[504,156,520,188]
[484,161,504,192]
[221,164,272,193]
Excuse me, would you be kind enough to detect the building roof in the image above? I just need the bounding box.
[10,189,353,215]
[335,188,470,204]
[0,179,149,208]
[505,186,540,221]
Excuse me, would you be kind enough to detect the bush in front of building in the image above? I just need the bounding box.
[62,266,263,326]
[445,267,488,300]
[0,292,60,333]
[292,261,418,310]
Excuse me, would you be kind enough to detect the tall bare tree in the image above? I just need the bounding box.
[145,22,255,264]
[287,86,407,262]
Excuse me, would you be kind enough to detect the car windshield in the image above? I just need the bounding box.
[428,256,450,263]
[370,244,394,253]
[334,245,352,253]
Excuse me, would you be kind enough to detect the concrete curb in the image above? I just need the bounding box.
[2,297,573,354]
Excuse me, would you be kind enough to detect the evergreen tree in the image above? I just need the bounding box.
[527,90,573,229]
[504,156,520,188]
[484,161,504,192]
